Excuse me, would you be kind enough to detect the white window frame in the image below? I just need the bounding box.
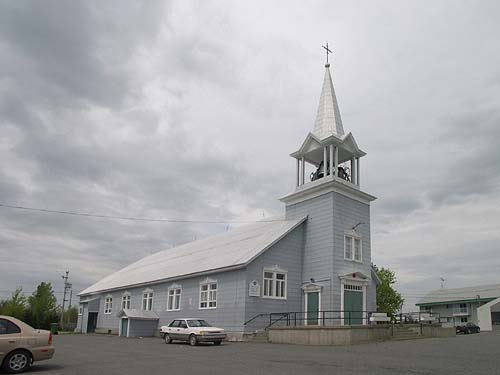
[167,286,182,311]
[199,279,217,310]
[344,234,362,263]
[122,292,131,310]
[142,289,154,311]
[104,295,113,314]
[262,267,287,300]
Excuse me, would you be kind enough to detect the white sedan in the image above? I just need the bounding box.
[160,319,226,346]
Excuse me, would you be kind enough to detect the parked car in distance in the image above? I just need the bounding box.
[0,315,55,373]
[160,319,226,346]
[456,322,480,334]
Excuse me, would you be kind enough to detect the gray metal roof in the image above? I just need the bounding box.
[313,64,345,139]
[117,309,159,320]
[417,283,500,305]
[79,217,306,296]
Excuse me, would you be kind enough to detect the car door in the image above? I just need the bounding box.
[177,320,189,341]
[168,320,181,340]
[0,318,22,363]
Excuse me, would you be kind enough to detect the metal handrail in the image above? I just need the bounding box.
[264,310,375,329]
[243,313,269,326]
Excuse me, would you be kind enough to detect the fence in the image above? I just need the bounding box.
[244,310,441,331]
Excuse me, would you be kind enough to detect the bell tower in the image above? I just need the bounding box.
[280,51,378,321]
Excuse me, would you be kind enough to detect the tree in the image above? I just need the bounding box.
[63,306,78,325]
[373,265,404,317]
[2,288,27,320]
[26,282,58,329]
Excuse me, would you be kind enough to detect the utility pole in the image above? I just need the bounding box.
[59,271,71,329]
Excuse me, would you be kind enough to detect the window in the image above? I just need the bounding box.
[461,317,468,323]
[344,284,363,291]
[167,287,182,311]
[142,289,154,311]
[199,282,217,309]
[104,296,113,314]
[345,235,362,262]
[78,305,83,315]
[0,319,21,335]
[459,303,467,313]
[122,293,131,310]
[263,269,287,299]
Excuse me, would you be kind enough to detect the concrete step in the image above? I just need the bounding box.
[247,330,269,343]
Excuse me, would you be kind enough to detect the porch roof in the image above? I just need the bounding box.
[117,309,159,320]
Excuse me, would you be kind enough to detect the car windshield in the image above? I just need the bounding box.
[187,320,211,327]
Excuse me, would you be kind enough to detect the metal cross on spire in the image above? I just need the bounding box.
[322,42,332,65]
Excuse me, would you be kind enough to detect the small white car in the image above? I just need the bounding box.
[160,319,226,346]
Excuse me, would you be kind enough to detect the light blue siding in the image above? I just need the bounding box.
[243,224,305,331]
[285,190,376,316]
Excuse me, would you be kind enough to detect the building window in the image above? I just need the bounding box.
[122,293,131,310]
[199,282,217,309]
[461,317,468,323]
[142,289,154,311]
[78,305,83,315]
[344,235,362,262]
[263,269,287,299]
[167,287,182,311]
[344,284,363,292]
[423,306,432,313]
[459,303,467,313]
[104,296,113,314]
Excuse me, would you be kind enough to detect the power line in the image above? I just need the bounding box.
[0,203,282,224]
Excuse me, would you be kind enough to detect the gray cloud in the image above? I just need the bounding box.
[1,0,500,309]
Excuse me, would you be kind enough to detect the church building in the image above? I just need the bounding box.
[77,58,379,339]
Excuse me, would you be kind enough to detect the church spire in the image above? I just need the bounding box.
[313,50,345,139]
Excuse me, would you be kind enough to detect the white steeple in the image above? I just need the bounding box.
[313,63,345,139]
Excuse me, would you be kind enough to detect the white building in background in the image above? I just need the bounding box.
[416,284,500,330]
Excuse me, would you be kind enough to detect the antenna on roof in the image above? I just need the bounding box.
[440,277,445,289]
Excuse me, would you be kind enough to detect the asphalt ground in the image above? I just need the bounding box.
[9,330,500,375]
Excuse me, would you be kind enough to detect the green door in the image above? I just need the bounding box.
[121,318,128,337]
[344,291,363,325]
[306,292,320,325]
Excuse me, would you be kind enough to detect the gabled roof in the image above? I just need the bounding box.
[79,217,307,296]
[313,64,345,139]
[416,283,500,306]
[290,131,366,165]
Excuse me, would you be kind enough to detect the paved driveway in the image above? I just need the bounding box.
[14,330,500,375]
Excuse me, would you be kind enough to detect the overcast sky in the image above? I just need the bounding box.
[1,0,499,310]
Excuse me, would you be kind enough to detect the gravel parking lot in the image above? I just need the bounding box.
[14,330,500,375]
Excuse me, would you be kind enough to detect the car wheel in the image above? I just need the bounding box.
[164,333,172,344]
[2,350,31,374]
[465,329,470,334]
[189,334,198,346]
[213,340,222,346]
